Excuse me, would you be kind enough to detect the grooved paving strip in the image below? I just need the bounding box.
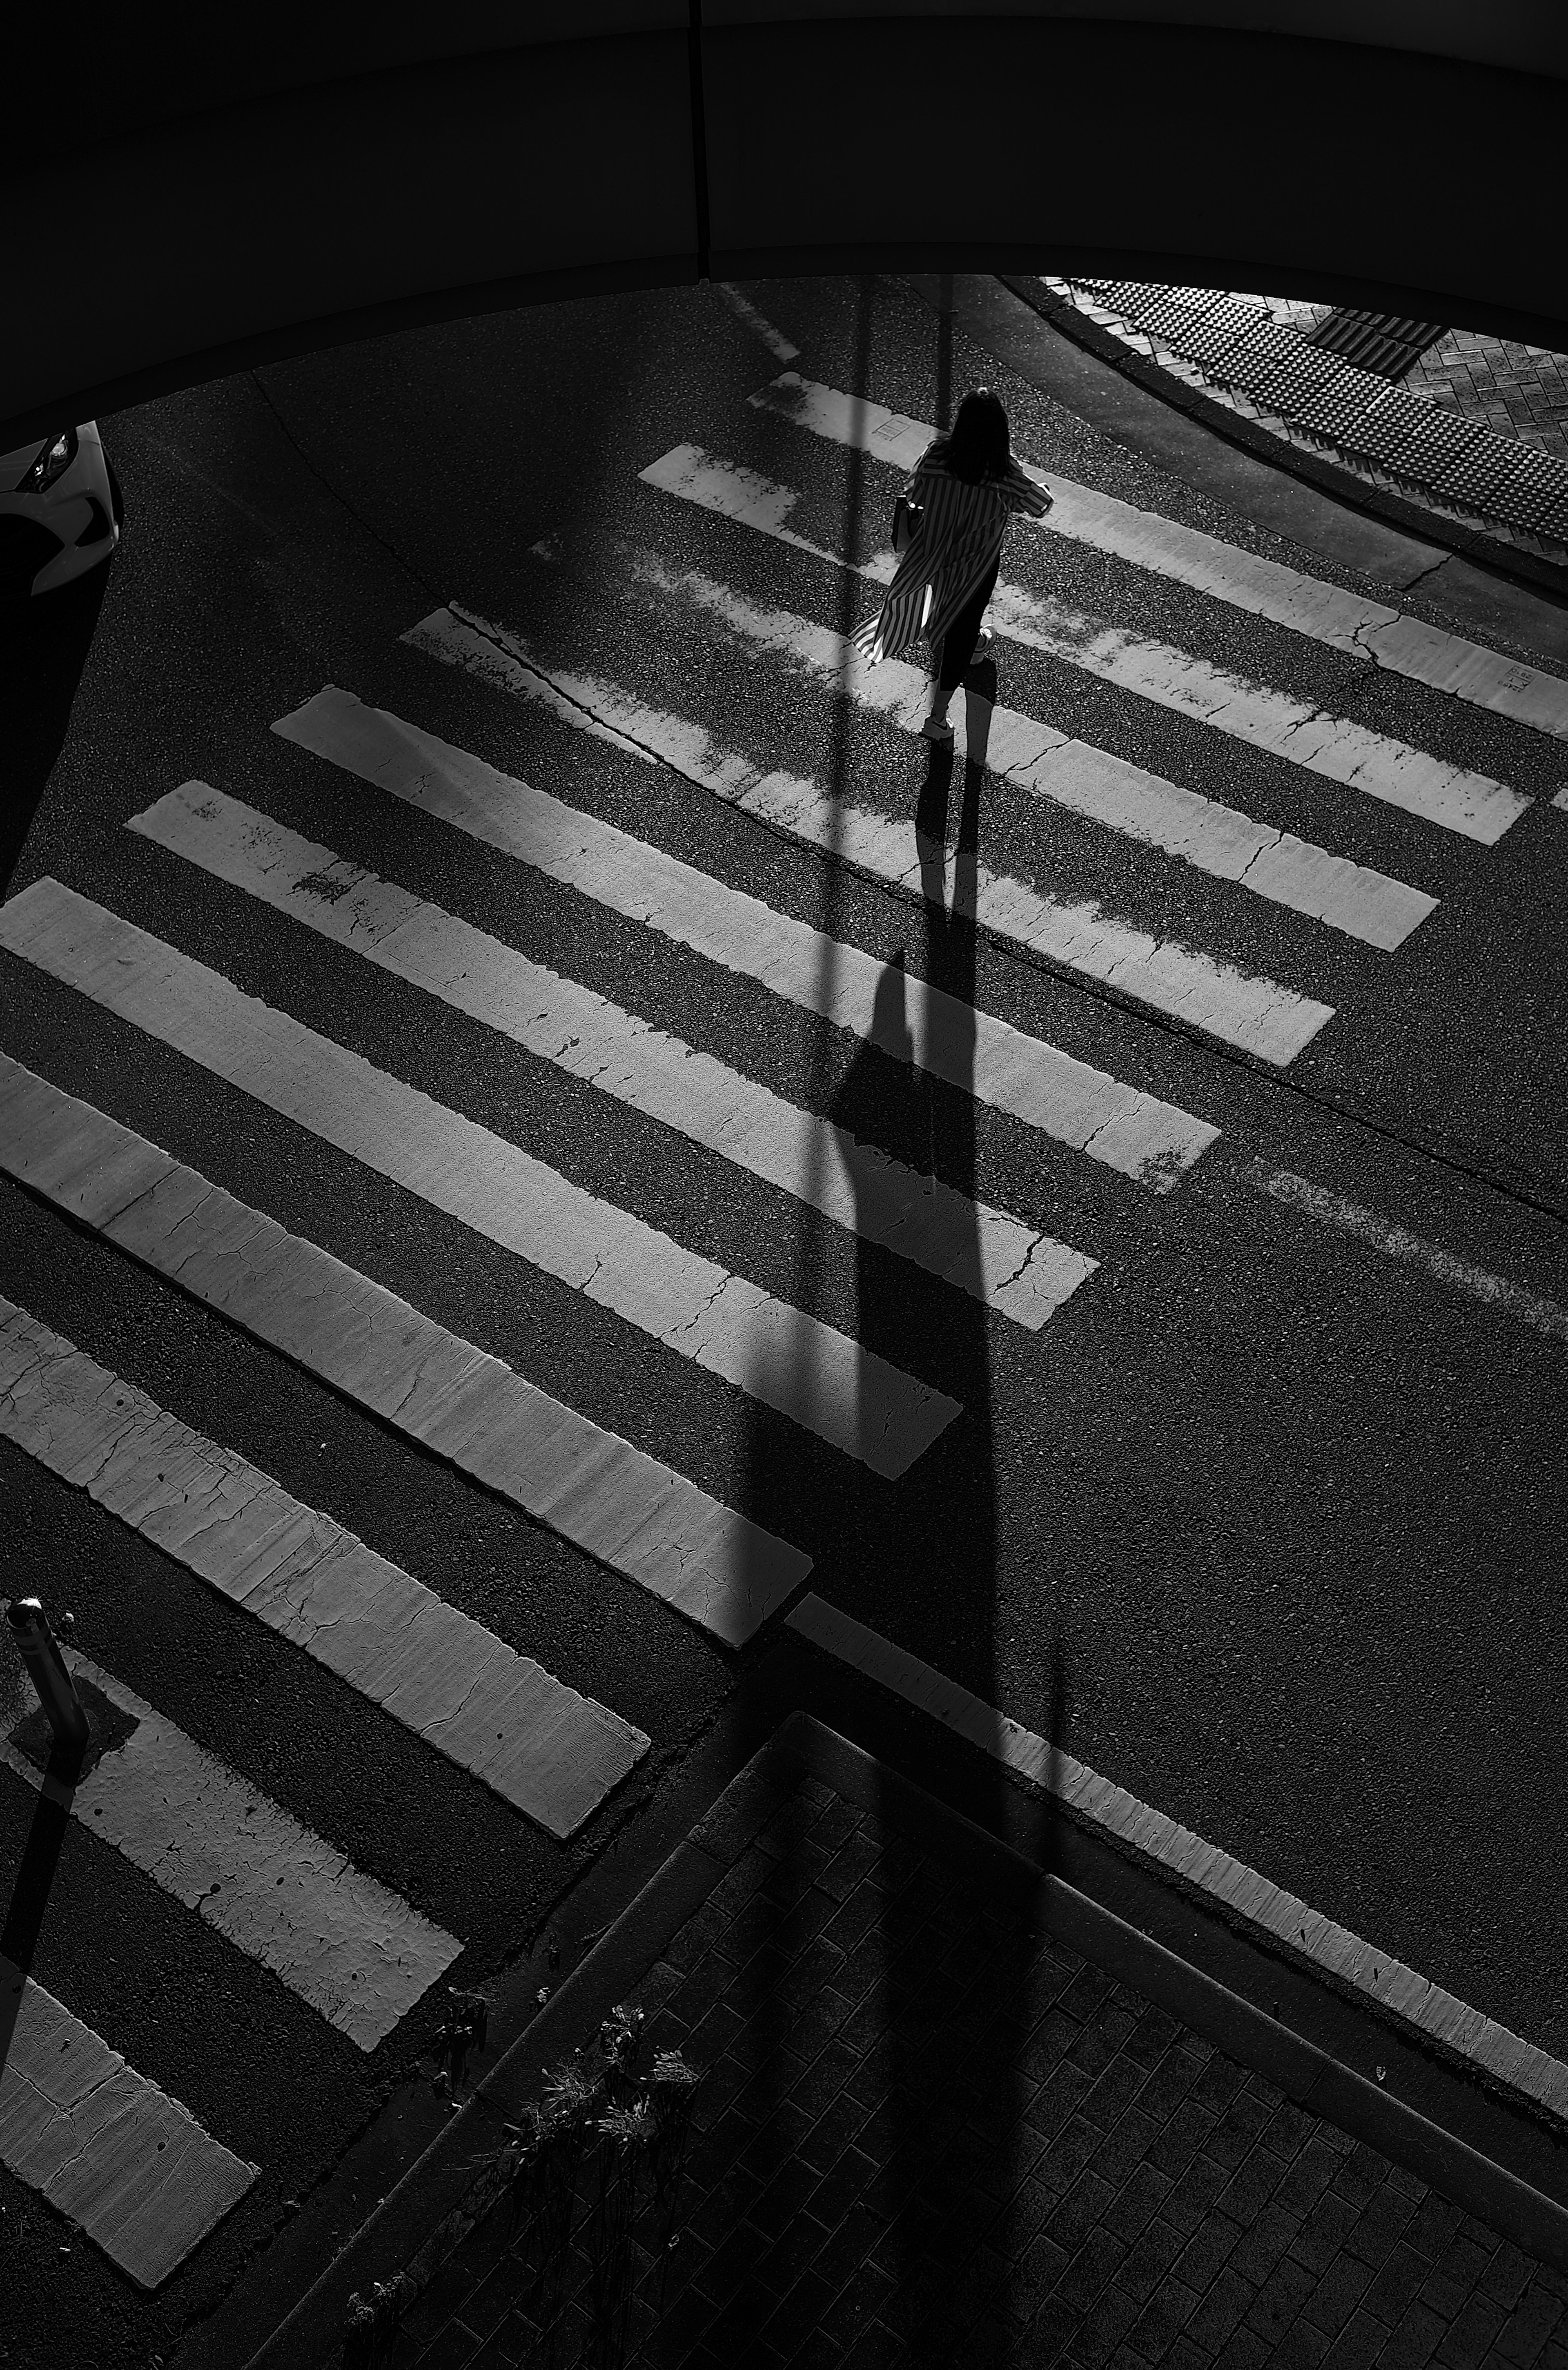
[643,439,1516,849]
[0,1298,647,1835]
[0,1624,461,2050]
[786,1592,1568,2121]
[0,1055,809,1647]
[0,1954,257,2288]
[399,619,1329,1067]
[131,784,1095,1332]
[277,684,1218,1178]
[610,527,1441,933]
[0,882,957,1480]
[752,371,1568,744]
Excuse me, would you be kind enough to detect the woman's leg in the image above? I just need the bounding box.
[929,561,1001,721]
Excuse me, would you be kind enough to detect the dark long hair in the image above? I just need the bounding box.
[942,388,1010,483]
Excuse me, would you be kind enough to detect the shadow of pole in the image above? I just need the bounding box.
[0,1746,83,2085]
[722,277,875,2153]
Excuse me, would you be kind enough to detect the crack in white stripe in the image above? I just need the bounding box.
[603,528,1438,943]
[0,1612,461,2051]
[129,782,1096,1331]
[0,1297,649,1836]
[640,440,1515,849]
[751,372,1568,747]
[276,682,1219,1176]
[402,618,1331,1067]
[0,882,959,1479]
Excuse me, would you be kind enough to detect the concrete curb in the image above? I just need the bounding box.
[785,1593,1568,2139]
[217,1678,1568,2368]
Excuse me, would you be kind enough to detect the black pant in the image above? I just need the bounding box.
[935,559,1000,699]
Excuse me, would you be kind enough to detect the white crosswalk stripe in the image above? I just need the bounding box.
[0,880,959,1479]
[596,535,1438,946]
[0,1957,257,2288]
[405,608,1334,1065]
[750,372,1568,747]
[0,1611,462,2050]
[130,783,1096,1331]
[0,1298,649,1835]
[0,1055,810,1646]
[274,685,1219,1179]
[641,441,1517,847]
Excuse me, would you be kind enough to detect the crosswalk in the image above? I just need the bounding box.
[4,330,1566,2285]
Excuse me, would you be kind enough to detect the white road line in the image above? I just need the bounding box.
[0,1955,257,2288]
[751,372,1568,749]
[605,530,1438,946]
[403,615,1333,1067]
[644,441,1517,847]
[716,283,799,363]
[0,1057,809,1648]
[0,883,957,1481]
[0,1299,648,1838]
[785,1592,1568,2123]
[131,786,1096,1332]
[1252,1165,1568,1343]
[0,1624,461,2051]
[276,685,1218,1183]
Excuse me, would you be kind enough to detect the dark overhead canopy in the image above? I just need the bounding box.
[6,2,1566,444]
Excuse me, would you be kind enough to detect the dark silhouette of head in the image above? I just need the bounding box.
[944,387,1011,483]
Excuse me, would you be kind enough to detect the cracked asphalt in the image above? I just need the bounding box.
[2,274,1568,2368]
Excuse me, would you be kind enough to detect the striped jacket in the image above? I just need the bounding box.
[852,442,1051,666]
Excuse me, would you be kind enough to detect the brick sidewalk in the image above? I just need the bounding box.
[1406,333,1568,466]
[363,1741,1568,2370]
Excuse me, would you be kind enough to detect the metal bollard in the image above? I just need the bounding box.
[5,1598,89,1754]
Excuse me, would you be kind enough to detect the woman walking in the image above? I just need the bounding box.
[853,387,1051,741]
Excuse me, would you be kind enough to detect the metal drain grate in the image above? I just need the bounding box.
[1307,311,1446,377]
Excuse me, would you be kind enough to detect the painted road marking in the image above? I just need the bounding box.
[785,1593,1568,2123]
[644,442,1515,848]
[605,530,1438,946]
[1253,1165,1568,1343]
[276,685,1218,1181]
[751,373,1568,750]
[0,882,958,1480]
[0,1956,257,2288]
[0,1624,461,2051]
[133,784,1096,1332]
[0,1058,808,1648]
[716,283,799,363]
[0,1299,647,1837]
[403,615,1333,1065]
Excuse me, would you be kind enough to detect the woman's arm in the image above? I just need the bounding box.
[1003,460,1052,516]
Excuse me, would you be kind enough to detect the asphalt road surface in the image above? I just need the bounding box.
[3,273,1567,2368]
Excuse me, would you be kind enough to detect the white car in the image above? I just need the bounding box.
[0,422,121,602]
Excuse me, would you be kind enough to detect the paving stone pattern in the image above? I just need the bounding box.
[1405,333,1568,465]
[381,1776,1568,2370]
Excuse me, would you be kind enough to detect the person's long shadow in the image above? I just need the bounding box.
[708,290,1078,2361]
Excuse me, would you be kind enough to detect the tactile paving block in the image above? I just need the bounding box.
[1336,388,1434,465]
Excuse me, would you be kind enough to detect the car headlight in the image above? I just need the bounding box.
[18,427,79,493]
